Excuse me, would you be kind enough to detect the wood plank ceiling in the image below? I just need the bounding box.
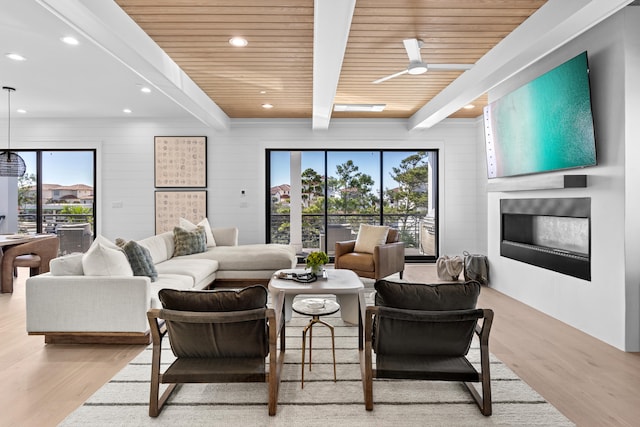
[115,0,547,120]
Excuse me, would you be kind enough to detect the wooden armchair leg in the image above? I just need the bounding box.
[482,376,492,416]
[360,337,374,410]
[267,309,283,416]
[150,383,177,417]
[359,350,374,410]
[464,380,491,416]
[149,375,160,417]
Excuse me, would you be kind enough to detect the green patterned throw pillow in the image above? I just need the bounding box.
[122,240,158,282]
[173,225,207,256]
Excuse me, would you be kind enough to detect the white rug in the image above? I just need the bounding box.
[60,293,573,426]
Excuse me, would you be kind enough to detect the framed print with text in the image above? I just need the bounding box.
[155,190,207,234]
[154,136,207,188]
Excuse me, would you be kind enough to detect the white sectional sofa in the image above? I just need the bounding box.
[25,226,296,344]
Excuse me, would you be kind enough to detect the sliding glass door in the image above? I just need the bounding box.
[17,150,96,253]
[382,151,436,256]
[267,149,438,260]
[325,151,379,255]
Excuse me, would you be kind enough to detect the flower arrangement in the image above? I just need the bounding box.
[306,251,329,274]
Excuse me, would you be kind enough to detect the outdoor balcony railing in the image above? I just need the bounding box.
[18,213,94,234]
[270,213,436,257]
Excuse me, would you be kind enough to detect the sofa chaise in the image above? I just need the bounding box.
[25,226,296,344]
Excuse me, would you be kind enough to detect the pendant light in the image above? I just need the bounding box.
[0,86,26,177]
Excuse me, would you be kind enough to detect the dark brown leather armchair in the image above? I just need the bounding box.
[1,235,59,293]
[335,228,404,280]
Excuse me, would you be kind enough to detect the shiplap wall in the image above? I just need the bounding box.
[7,117,484,256]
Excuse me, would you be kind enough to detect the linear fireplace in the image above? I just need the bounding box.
[500,197,591,280]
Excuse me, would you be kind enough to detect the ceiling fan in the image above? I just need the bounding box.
[372,38,474,84]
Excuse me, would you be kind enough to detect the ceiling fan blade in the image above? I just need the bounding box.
[372,69,409,84]
[426,63,474,71]
[403,38,422,63]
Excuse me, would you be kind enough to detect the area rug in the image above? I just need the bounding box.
[60,293,573,426]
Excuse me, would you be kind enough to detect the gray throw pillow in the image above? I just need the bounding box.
[173,225,207,256]
[374,280,480,310]
[122,240,158,282]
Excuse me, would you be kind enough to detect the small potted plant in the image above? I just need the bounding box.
[305,251,329,276]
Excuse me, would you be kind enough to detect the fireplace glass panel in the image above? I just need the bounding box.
[532,216,589,256]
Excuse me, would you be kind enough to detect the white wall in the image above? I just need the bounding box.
[6,117,484,257]
[622,9,640,351]
[487,8,639,351]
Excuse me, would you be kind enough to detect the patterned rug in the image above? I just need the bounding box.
[60,292,573,426]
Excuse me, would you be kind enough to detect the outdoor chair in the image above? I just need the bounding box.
[147,285,284,417]
[361,280,493,415]
[335,225,404,280]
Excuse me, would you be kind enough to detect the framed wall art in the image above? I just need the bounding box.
[155,190,207,234]
[154,136,207,188]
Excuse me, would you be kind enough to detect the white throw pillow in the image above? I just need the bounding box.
[93,234,122,251]
[179,217,216,247]
[82,242,134,276]
[354,224,390,254]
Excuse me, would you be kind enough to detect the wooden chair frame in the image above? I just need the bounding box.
[147,306,284,417]
[360,306,494,416]
[1,235,59,293]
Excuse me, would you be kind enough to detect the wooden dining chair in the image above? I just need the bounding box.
[1,235,59,293]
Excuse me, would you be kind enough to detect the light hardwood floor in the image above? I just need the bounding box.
[1,265,639,426]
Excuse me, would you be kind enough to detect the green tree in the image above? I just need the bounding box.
[17,173,36,211]
[327,160,376,215]
[385,151,429,245]
[301,168,323,208]
[60,205,93,224]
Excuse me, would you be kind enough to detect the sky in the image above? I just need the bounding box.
[270,150,426,190]
[20,151,94,186]
[19,150,424,189]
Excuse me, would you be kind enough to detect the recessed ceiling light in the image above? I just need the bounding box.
[229,37,248,47]
[6,53,26,61]
[333,104,386,112]
[123,108,132,114]
[262,103,274,109]
[140,86,151,93]
[61,36,79,46]
[463,104,475,109]
[260,90,267,94]
[16,109,27,114]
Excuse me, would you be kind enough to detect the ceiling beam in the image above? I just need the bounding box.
[36,0,230,130]
[408,0,634,130]
[312,0,356,130]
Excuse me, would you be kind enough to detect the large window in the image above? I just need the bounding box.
[17,150,96,253]
[267,149,438,261]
